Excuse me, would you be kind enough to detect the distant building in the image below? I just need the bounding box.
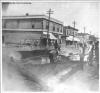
[77,33,90,43]
[62,26,78,44]
[63,26,78,37]
[89,35,98,42]
[2,14,63,44]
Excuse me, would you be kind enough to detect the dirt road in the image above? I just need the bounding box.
[2,47,99,92]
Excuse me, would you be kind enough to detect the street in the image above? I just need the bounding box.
[2,45,99,92]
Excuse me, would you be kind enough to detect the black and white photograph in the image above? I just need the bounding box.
[1,0,99,92]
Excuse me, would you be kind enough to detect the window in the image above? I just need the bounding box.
[73,31,74,36]
[2,36,4,43]
[67,30,69,35]
[66,30,68,36]
[31,20,42,29]
[57,28,59,32]
[74,31,77,36]
[53,26,55,31]
[32,24,35,28]
[6,19,18,29]
[46,24,49,29]
[2,19,6,28]
[46,21,49,29]
[70,30,73,36]
[69,30,70,35]
[60,27,62,33]
[60,29,62,33]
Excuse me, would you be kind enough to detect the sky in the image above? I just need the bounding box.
[2,1,100,37]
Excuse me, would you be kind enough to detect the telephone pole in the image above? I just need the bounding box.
[80,26,86,70]
[83,27,86,51]
[73,20,76,28]
[46,9,54,47]
[72,20,76,45]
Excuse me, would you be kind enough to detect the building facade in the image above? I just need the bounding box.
[76,33,90,43]
[63,26,78,37]
[62,26,78,43]
[2,14,63,44]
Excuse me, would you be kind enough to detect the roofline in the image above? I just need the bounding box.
[64,26,78,31]
[77,33,90,36]
[2,15,63,25]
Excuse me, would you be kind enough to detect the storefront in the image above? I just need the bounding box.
[42,32,57,40]
[66,36,80,45]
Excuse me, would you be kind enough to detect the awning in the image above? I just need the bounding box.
[66,36,73,41]
[66,36,80,42]
[43,32,57,39]
[43,31,47,35]
[49,33,57,39]
[74,37,80,42]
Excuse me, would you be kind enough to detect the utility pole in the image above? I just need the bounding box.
[46,8,54,47]
[73,20,76,28]
[80,27,86,70]
[72,20,76,46]
[83,27,86,51]
[82,27,86,56]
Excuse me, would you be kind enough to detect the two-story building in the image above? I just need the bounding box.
[62,26,79,45]
[63,26,78,37]
[2,14,63,45]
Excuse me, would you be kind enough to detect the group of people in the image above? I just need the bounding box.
[22,38,61,52]
[48,40,61,63]
[40,38,61,49]
[79,40,99,67]
[88,41,99,65]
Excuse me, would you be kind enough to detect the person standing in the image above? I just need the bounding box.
[54,40,58,49]
[49,50,55,63]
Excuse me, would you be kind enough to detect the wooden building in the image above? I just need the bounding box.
[2,14,63,45]
[62,26,79,45]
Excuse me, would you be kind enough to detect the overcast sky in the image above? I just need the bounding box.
[2,1,100,37]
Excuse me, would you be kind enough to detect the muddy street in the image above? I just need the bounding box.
[2,47,99,92]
